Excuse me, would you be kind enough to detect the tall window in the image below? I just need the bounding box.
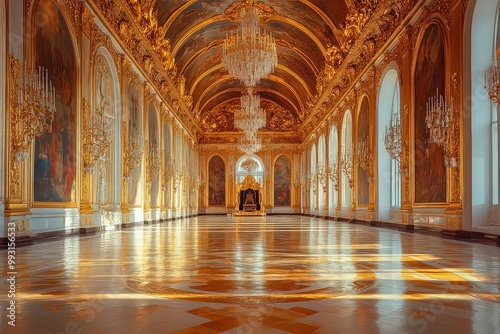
[470,0,500,227]
[491,1,500,206]
[236,155,264,185]
[377,68,401,220]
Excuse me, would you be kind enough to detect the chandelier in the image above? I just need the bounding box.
[425,89,458,168]
[485,60,500,104]
[238,134,262,155]
[241,157,259,174]
[234,88,266,137]
[10,55,56,161]
[83,98,113,174]
[222,3,277,87]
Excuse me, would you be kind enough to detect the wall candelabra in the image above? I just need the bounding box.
[341,148,354,189]
[10,54,56,161]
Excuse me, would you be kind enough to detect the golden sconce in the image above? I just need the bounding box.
[145,139,160,185]
[328,159,339,191]
[341,148,354,189]
[122,121,143,179]
[357,137,374,182]
[10,54,56,162]
[82,98,112,174]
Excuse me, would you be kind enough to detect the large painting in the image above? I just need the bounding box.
[128,84,142,204]
[357,97,369,205]
[274,155,291,206]
[208,155,225,206]
[33,0,76,202]
[414,24,446,203]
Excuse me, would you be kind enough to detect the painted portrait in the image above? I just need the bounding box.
[274,155,291,206]
[414,24,446,203]
[357,97,369,205]
[208,155,225,206]
[33,0,76,202]
[128,84,142,204]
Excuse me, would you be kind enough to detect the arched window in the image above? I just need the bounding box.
[310,143,317,212]
[274,155,291,206]
[357,97,370,205]
[378,68,401,220]
[127,84,142,205]
[328,125,338,214]
[469,0,500,227]
[236,154,264,185]
[317,135,326,213]
[341,111,352,213]
[148,105,159,207]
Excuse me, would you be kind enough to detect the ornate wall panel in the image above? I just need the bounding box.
[208,155,225,206]
[414,24,446,203]
[33,0,77,203]
[357,97,370,205]
[128,84,142,204]
[274,155,291,206]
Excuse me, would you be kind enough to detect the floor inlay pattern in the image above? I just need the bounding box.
[1,216,500,333]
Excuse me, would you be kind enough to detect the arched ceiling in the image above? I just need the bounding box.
[144,0,354,137]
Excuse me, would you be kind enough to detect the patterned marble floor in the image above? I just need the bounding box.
[1,215,500,334]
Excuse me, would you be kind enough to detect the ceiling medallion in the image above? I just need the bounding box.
[222,1,277,87]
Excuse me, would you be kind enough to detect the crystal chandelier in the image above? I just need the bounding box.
[485,60,500,104]
[241,157,259,174]
[10,55,56,161]
[222,3,277,87]
[234,88,266,137]
[238,134,262,155]
[425,89,458,168]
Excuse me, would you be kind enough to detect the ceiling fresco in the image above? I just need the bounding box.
[144,0,353,135]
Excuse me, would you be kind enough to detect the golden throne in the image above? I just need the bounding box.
[235,174,265,216]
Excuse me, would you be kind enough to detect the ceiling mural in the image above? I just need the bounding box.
[146,0,352,136]
[107,0,396,138]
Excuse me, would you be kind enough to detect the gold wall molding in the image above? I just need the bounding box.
[8,55,21,200]
[7,218,31,233]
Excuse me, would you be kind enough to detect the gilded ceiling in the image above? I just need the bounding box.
[146,0,352,136]
[99,0,402,141]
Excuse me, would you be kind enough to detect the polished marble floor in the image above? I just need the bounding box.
[1,215,500,334]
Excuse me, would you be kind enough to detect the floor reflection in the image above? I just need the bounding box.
[1,215,499,333]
